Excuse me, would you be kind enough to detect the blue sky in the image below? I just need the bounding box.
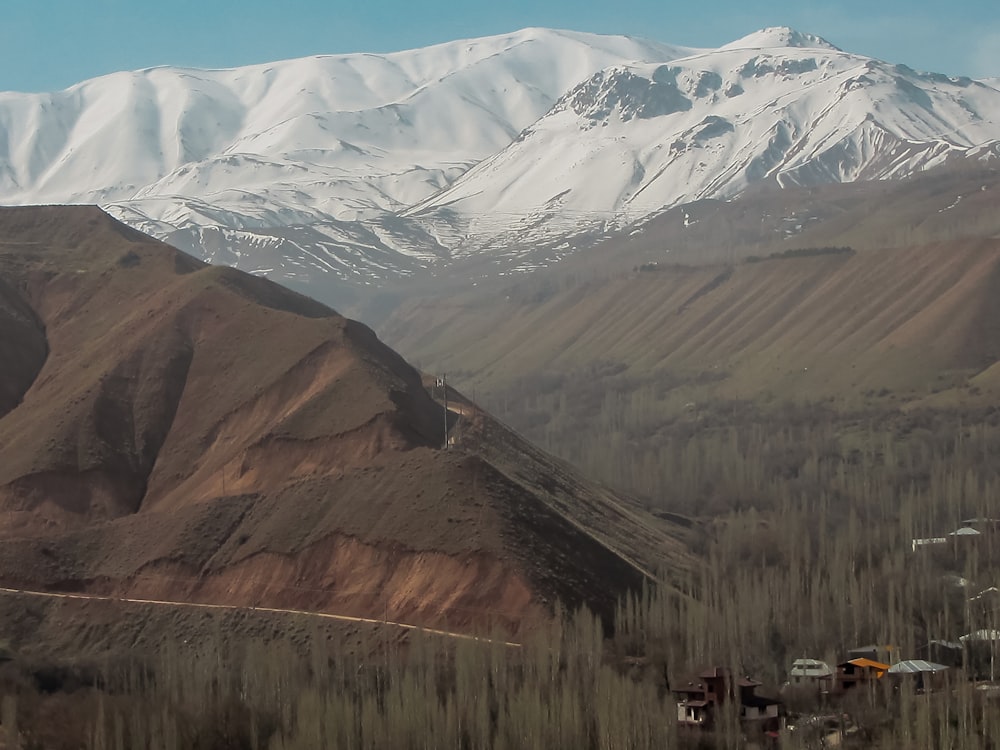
[2,0,997,92]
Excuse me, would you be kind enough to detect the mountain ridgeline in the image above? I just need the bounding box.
[0,27,997,304]
[2,24,1000,750]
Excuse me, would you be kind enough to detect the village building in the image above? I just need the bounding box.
[786,658,834,694]
[961,518,1000,531]
[950,527,982,540]
[835,658,890,693]
[969,586,1000,606]
[918,639,963,667]
[886,660,949,692]
[912,535,947,551]
[911,523,989,551]
[960,629,1000,681]
[674,667,783,733]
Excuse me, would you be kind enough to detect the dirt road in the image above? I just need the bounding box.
[0,587,521,648]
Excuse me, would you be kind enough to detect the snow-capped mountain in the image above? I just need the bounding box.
[0,27,998,293]
[410,28,1000,253]
[0,28,692,286]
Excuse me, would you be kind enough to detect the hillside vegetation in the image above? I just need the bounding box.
[371,166,1000,747]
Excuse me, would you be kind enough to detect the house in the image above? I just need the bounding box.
[886,660,949,692]
[787,658,834,693]
[912,523,988,551]
[911,536,947,552]
[950,527,982,539]
[969,586,1000,605]
[918,639,963,668]
[674,667,783,733]
[835,658,890,693]
[960,630,1000,680]
[959,629,1000,642]
[961,518,1000,532]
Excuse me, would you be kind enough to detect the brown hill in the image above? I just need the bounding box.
[0,206,691,635]
[383,237,1000,405]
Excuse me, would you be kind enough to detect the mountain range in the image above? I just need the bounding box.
[0,27,998,300]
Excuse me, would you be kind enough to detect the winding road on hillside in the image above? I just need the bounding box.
[0,587,521,648]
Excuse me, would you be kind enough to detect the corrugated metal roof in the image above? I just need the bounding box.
[960,629,1000,642]
[950,527,982,536]
[970,586,1000,601]
[790,659,833,677]
[922,639,962,650]
[887,660,949,674]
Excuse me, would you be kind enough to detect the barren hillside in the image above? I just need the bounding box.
[384,238,1000,405]
[0,206,691,635]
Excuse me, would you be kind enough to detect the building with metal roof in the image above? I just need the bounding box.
[886,660,948,675]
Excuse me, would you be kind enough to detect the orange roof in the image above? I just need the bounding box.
[846,658,890,674]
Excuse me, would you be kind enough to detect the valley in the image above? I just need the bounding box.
[2,20,1000,750]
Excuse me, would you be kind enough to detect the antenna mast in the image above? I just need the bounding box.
[435,374,449,450]
[442,373,449,449]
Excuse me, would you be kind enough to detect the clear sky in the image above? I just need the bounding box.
[2,0,997,93]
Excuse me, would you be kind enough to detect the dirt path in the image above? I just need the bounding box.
[0,587,521,648]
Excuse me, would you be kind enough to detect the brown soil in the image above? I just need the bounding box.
[0,206,691,639]
[382,237,1000,404]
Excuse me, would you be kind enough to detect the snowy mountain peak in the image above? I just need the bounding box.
[721,27,841,52]
[413,41,1000,250]
[555,64,705,123]
[0,27,997,293]
[553,44,845,127]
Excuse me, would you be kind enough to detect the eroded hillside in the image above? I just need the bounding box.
[0,206,692,635]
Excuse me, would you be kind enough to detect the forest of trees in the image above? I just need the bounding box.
[476,374,1000,744]
[5,375,1000,748]
[3,582,1000,749]
[6,350,1000,747]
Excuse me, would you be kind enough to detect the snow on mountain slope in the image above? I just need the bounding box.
[409,31,1000,256]
[0,29,693,287]
[1,27,998,294]
[2,28,689,206]
[719,26,842,51]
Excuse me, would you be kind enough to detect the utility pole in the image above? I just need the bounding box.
[442,373,449,450]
